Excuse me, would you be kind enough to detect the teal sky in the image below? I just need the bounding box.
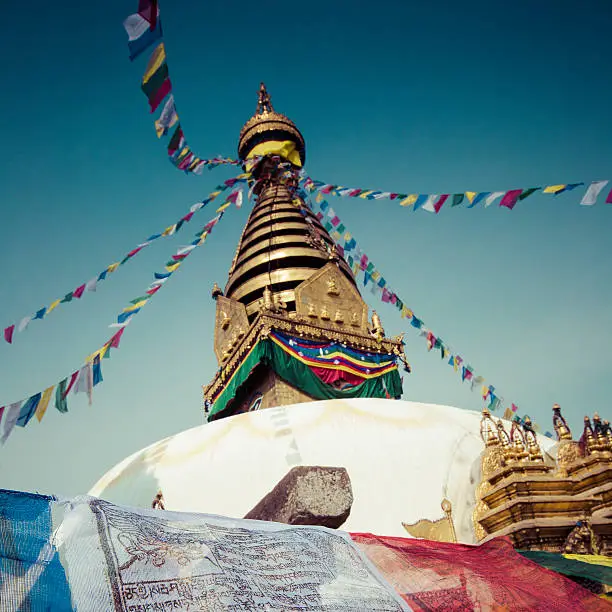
[1,0,611,496]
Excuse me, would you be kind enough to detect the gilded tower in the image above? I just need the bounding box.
[204,85,408,421]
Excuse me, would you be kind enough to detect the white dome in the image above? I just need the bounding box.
[89,398,555,544]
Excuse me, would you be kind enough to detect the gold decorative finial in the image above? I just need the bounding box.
[552,403,572,441]
[257,82,273,114]
[212,282,223,300]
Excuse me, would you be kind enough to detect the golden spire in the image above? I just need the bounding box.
[256,82,273,114]
[552,403,573,440]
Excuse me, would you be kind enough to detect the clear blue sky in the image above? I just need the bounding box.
[1,0,611,496]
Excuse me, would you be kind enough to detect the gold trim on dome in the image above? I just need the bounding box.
[241,212,308,239]
[238,223,310,253]
[227,268,321,302]
[232,234,314,264]
[239,120,304,149]
[228,247,331,286]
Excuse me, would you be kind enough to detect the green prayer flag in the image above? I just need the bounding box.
[518,187,540,201]
[55,379,68,413]
[336,223,345,234]
[451,194,464,207]
[130,296,149,305]
[60,292,73,303]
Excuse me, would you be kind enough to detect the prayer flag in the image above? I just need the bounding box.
[4,325,15,344]
[511,403,518,412]
[451,193,464,207]
[34,308,46,320]
[422,194,439,213]
[35,386,54,423]
[55,379,68,413]
[142,43,166,84]
[467,192,490,208]
[18,316,30,333]
[580,180,608,206]
[167,124,184,155]
[61,292,73,303]
[107,263,120,274]
[93,355,103,386]
[64,371,79,398]
[148,77,171,113]
[518,187,539,201]
[433,194,449,213]
[16,393,42,428]
[1,402,22,444]
[484,192,504,207]
[110,328,126,349]
[117,310,139,324]
[126,17,162,61]
[465,192,477,204]
[400,194,417,207]
[543,184,566,194]
[138,0,159,28]
[500,189,523,210]
[606,188,612,204]
[47,299,61,314]
[73,284,86,299]
[413,195,427,211]
[85,277,98,293]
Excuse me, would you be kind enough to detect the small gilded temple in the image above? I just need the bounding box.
[91,85,611,562]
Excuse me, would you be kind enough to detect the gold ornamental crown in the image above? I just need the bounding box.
[237,83,305,164]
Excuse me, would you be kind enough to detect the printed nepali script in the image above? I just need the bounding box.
[62,499,408,611]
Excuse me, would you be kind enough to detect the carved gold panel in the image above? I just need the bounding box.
[213,296,250,364]
[294,263,368,334]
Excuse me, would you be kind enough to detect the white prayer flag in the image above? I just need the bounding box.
[1,402,22,444]
[122,14,149,41]
[484,192,505,207]
[422,194,439,213]
[18,316,31,333]
[580,180,609,206]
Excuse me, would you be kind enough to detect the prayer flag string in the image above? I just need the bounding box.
[2,176,249,346]
[305,177,611,212]
[303,178,550,436]
[123,1,244,174]
[0,186,242,446]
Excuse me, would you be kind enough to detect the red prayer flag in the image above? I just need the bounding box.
[181,211,194,223]
[434,194,449,213]
[138,0,158,30]
[110,327,126,349]
[320,185,334,194]
[63,370,80,398]
[606,188,612,204]
[146,285,161,296]
[73,284,86,299]
[126,246,144,258]
[500,189,523,210]
[149,77,171,113]
[171,253,188,261]
[0,406,5,426]
[4,325,15,344]
[511,403,519,412]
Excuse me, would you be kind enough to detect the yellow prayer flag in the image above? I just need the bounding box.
[235,173,250,180]
[122,300,147,313]
[371,271,380,281]
[107,263,120,274]
[465,191,477,203]
[315,192,324,203]
[209,191,221,200]
[165,262,181,273]
[47,299,61,315]
[359,191,373,199]
[161,225,176,237]
[142,43,166,84]
[543,184,566,194]
[216,202,231,213]
[35,386,54,422]
[400,194,417,207]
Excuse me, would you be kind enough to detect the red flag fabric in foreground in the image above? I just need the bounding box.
[351,533,608,611]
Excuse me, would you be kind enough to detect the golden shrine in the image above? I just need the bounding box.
[475,404,612,555]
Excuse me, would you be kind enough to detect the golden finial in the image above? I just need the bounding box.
[479,407,499,446]
[522,417,544,462]
[256,82,273,114]
[212,282,223,300]
[371,310,384,342]
[552,403,572,441]
[510,419,529,461]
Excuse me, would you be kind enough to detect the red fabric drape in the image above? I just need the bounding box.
[351,534,609,612]
[309,366,365,387]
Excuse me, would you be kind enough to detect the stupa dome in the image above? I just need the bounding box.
[89,398,556,543]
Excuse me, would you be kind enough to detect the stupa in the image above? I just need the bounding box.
[91,86,611,554]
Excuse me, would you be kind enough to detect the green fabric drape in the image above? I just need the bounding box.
[518,550,612,585]
[208,339,402,420]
